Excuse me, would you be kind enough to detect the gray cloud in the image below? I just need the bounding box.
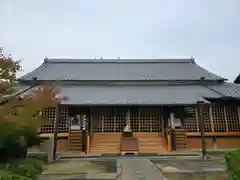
[0,0,239,81]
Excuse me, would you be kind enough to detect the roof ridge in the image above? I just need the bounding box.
[44,57,195,63]
[19,57,224,82]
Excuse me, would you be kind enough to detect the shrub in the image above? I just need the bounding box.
[0,170,31,180]
[24,132,42,148]
[0,158,44,179]
[225,149,240,180]
[28,153,48,164]
[0,124,25,163]
[8,158,43,179]
[0,122,41,163]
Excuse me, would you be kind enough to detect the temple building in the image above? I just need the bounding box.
[234,73,240,84]
[18,58,240,155]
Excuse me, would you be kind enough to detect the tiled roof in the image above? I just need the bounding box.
[234,74,240,84]
[208,83,240,98]
[54,84,220,105]
[15,82,240,105]
[19,58,225,81]
[1,84,31,102]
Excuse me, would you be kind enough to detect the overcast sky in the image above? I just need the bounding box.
[0,0,239,81]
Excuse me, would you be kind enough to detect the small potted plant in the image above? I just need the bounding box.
[122,125,133,137]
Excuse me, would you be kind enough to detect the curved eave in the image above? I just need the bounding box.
[18,62,47,81]
[190,61,227,81]
[234,74,240,84]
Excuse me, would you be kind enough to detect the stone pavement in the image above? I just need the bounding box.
[118,159,167,180]
[38,173,117,180]
[38,158,118,179]
[37,155,226,179]
[153,158,226,173]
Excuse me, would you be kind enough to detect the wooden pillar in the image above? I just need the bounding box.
[167,134,172,152]
[170,113,175,128]
[238,107,240,127]
[53,104,60,160]
[113,108,116,132]
[223,105,229,132]
[89,107,92,133]
[138,109,141,132]
[198,101,206,159]
[87,135,90,154]
[195,108,200,132]
[101,115,104,132]
[128,109,131,127]
[161,108,164,132]
[150,115,152,132]
[209,106,214,132]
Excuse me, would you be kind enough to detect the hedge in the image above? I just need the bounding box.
[225,149,240,180]
[0,158,44,180]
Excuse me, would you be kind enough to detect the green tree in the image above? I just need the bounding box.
[0,47,21,101]
[0,47,67,162]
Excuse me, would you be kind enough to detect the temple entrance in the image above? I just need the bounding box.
[67,107,89,152]
[130,107,162,132]
[68,107,89,130]
[91,106,163,132]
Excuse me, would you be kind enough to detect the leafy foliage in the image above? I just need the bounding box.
[0,170,31,180]
[0,47,67,163]
[0,47,21,101]
[0,158,43,180]
[225,150,240,180]
[8,158,43,179]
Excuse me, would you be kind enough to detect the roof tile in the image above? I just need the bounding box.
[56,84,219,105]
[19,58,224,81]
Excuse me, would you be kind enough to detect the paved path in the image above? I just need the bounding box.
[118,159,166,180]
[153,158,226,173]
[38,173,117,180]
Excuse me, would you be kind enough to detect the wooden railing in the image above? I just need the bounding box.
[87,135,90,154]
[167,128,187,151]
[87,131,94,154]
[167,132,172,152]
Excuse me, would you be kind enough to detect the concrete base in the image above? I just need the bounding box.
[121,151,138,156]
[122,131,133,137]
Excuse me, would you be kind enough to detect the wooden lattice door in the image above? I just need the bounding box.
[130,107,139,132]
[115,107,127,132]
[138,107,162,132]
